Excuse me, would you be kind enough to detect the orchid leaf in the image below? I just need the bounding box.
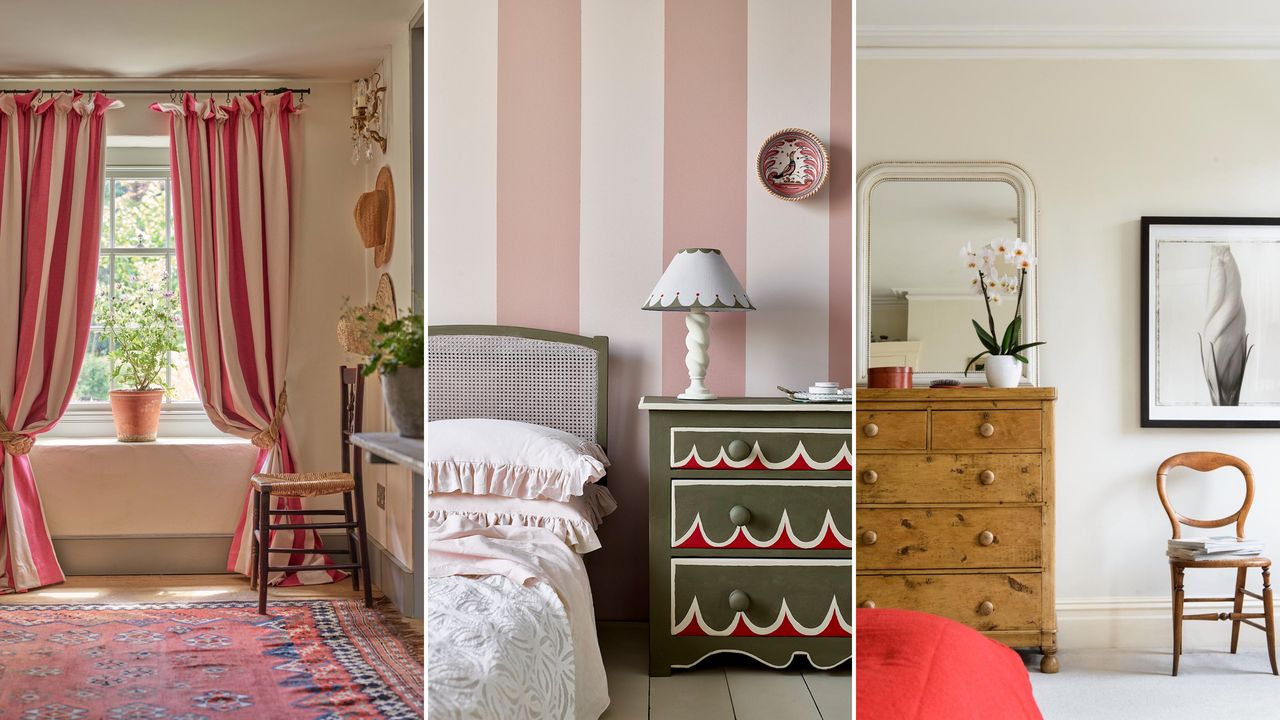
[972,320,1000,353]
[964,351,990,375]
[1007,341,1046,355]
[1001,315,1022,354]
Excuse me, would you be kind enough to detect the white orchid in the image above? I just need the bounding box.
[960,238,1045,375]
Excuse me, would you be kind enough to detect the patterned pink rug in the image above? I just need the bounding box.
[0,599,422,719]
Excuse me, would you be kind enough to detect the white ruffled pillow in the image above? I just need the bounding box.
[428,419,610,501]
[427,484,618,553]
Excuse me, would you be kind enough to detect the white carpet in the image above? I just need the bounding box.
[1027,648,1280,718]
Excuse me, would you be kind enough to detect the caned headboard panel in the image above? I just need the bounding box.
[427,325,609,450]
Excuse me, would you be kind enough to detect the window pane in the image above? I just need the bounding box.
[72,329,110,403]
[112,179,168,249]
[171,347,200,403]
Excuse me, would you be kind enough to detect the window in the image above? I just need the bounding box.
[69,166,199,409]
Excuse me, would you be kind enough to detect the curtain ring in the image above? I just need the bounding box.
[225,91,232,105]
[170,90,178,104]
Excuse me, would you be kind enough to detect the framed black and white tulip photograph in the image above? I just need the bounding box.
[1142,217,1280,427]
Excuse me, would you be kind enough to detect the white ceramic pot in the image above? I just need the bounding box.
[984,355,1022,388]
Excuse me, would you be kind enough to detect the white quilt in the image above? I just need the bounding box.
[427,575,576,719]
[427,521,610,720]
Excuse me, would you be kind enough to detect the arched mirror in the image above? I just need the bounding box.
[856,161,1039,386]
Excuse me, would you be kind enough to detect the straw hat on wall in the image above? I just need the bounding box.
[354,166,395,268]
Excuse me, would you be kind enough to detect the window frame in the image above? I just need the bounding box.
[54,163,218,438]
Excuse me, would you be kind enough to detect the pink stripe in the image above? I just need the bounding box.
[495,0,581,334]
[30,112,79,417]
[9,460,63,587]
[829,0,852,386]
[662,0,748,396]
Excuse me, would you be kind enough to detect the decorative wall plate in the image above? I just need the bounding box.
[756,128,829,201]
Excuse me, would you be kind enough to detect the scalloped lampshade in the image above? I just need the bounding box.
[642,248,754,312]
[642,248,754,401]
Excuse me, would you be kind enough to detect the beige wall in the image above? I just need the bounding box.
[859,59,1280,646]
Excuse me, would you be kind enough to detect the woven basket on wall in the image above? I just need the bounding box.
[337,273,397,355]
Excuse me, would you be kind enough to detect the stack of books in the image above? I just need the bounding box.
[1167,536,1264,562]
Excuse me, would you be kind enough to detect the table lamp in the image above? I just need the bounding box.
[643,248,754,400]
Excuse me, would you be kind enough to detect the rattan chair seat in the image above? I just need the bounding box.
[251,472,354,497]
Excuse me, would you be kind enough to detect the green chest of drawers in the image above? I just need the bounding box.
[639,397,852,676]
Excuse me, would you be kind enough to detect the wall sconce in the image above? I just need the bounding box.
[351,72,387,163]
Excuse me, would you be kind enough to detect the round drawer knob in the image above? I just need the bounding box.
[727,439,751,461]
[728,505,752,527]
[979,470,996,485]
[862,470,879,485]
[728,590,751,612]
[979,422,995,437]
[978,600,995,616]
[863,422,879,438]
[861,530,878,545]
[860,600,876,609]
[978,530,995,546]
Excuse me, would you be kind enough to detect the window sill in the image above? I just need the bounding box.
[45,408,222,440]
[36,436,251,448]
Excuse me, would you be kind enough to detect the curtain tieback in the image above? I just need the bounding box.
[251,387,289,450]
[0,415,33,456]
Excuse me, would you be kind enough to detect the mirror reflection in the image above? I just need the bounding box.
[868,180,1020,374]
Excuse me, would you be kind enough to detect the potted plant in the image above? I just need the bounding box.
[101,285,184,441]
[961,239,1045,388]
[365,311,423,438]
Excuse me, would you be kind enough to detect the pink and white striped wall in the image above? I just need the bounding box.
[428,0,852,620]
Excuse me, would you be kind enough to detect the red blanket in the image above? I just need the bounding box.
[857,609,1042,720]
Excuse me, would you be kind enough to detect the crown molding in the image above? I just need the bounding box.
[858,25,1280,59]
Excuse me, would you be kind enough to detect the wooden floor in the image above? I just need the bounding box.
[0,574,423,634]
[597,622,852,720]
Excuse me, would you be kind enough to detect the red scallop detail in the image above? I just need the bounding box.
[815,613,852,638]
[675,620,707,637]
[812,525,851,550]
[673,527,714,549]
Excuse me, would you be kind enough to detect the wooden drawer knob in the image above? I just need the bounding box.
[979,470,996,485]
[727,439,751,461]
[862,470,879,485]
[861,530,878,545]
[728,590,751,612]
[979,422,995,437]
[863,422,879,438]
[977,530,995,546]
[860,600,876,609]
[728,505,752,527]
[978,600,995,616]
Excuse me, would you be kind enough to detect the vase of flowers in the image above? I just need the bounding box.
[102,285,185,441]
[961,239,1044,388]
[365,311,424,438]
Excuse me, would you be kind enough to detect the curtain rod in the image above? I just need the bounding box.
[0,87,310,97]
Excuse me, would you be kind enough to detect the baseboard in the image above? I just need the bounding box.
[365,536,421,619]
[1059,596,1271,650]
[54,532,352,576]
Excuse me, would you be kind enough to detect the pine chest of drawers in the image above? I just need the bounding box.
[856,387,1059,672]
[639,397,852,676]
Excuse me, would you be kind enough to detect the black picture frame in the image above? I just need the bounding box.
[1142,216,1280,428]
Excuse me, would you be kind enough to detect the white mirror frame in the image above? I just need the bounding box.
[856,161,1039,386]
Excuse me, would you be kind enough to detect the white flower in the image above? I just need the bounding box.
[984,274,1000,291]
[989,293,1003,304]
[1010,240,1030,259]
[990,238,1013,257]
[1015,256,1036,271]
[963,256,980,271]
[960,241,976,259]
[970,276,983,294]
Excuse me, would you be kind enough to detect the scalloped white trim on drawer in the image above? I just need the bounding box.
[673,596,852,638]
[673,510,852,550]
[670,428,853,471]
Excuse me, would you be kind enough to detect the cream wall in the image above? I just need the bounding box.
[859,59,1280,647]
[8,81,369,550]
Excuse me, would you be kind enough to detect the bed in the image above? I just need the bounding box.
[857,608,1043,720]
[426,325,612,720]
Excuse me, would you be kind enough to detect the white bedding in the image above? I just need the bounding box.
[427,519,609,720]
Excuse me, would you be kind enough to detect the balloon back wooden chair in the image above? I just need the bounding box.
[249,366,374,614]
[1156,452,1276,676]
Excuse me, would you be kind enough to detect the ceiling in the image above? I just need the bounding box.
[0,0,421,80]
[859,1,1280,57]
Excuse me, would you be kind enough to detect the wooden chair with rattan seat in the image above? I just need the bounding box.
[1157,452,1277,676]
[249,366,373,614]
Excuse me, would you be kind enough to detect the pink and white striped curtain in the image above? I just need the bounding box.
[0,91,119,592]
[153,92,342,586]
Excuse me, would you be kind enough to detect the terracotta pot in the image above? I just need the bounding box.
[108,389,164,442]
[867,366,913,389]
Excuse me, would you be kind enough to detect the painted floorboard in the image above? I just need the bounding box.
[803,670,853,720]
[598,622,650,720]
[649,668,735,720]
[725,666,823,720]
